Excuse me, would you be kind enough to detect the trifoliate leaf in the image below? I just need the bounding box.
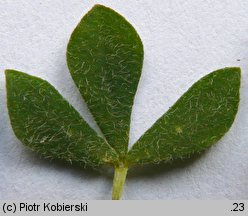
[5,4,241,200]
[67,5,144,156]
[127,68,241,165]
[5,69,118,168]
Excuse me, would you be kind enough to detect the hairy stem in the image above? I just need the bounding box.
[112,165,128,200]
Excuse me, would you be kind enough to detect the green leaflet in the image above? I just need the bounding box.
[127,68,241,165]
[5,70,118,168]
[67,5,144,156]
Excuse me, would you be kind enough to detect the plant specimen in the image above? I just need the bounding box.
[5,4,241,200]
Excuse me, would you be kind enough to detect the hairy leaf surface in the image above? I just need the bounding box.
[67,5,144,156]
[5,4,242,200]
[6,70,118,168]
[127,68,241,165]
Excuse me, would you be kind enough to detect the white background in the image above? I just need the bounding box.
[0,0,247,199]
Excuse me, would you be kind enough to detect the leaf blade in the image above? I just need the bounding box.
[127,67,241,165]
[67,5,144,156]
[6,69,118,168]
